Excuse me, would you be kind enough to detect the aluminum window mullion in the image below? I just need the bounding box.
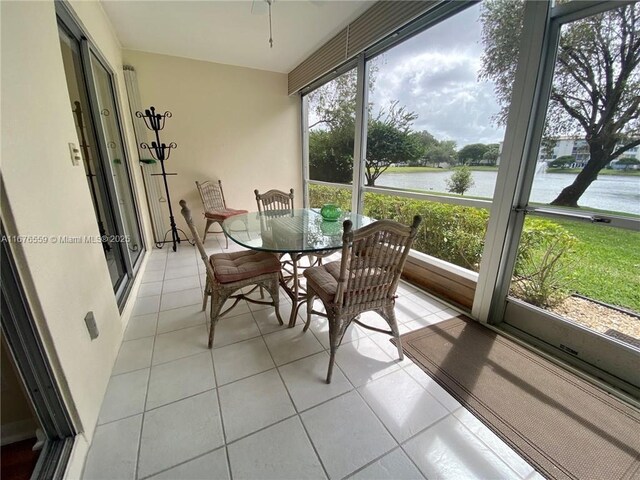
[472,0,553,324]
[301,95,310,208]
[352,54,368,215]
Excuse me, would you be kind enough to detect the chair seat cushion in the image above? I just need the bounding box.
[205,208,248,221]
[211,250,280,284]
[303,261,342,303]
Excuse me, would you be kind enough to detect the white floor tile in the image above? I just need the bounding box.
[142,270,164,284]
[403,415,519,480]
[404,364,462,412]
[132,295,160,316]
[454,408,534,478]
[82,415,141,480]
[263,325,324,366]
[138,281,163,298]
[112,337,154,375]
[123,313,158,341]
[144,259,166,272]
[138,390,224,478]
[251,302,291,335]
[213,337,274,386]
[403,313,444,331]
[404,293,449,313]
[218,369,295,442]
[160,287,202,311]
[165,256,198,270]
[306,316,369,350]
[359,369,449,443]
[349,448,424,480]
[162,275,201,294]
[164,265,199,280]
[148,448,230,480]
[278,352,352,411]
[334,337,401,387]
[98,369,148,425]
[146,352,215,410]
[302,391,396,479]
[228,417,326,480]
[157,304,206,335]
[152,325,209,366]
[212,312,261,349]
[367,329,412,368]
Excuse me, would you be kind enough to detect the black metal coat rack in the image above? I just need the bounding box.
[136,106,192,251]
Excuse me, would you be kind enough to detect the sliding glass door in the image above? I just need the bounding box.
[495,1,640,395]
[57,4,144,307]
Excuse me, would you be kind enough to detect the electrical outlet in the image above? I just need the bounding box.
[84,311,99,340]
[69,142,82,166]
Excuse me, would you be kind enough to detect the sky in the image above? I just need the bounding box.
[368,3,506,148]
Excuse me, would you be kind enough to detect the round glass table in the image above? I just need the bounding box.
[222,208,374,326]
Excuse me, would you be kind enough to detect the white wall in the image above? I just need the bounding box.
[122,50,302,235]
[0,1,151,477]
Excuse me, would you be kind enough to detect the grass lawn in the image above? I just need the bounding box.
[550,218,640,312]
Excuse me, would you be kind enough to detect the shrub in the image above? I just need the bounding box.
[511,218,576,307]
[309,185,575,307]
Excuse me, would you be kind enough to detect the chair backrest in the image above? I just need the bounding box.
[196,180,226,212]
[334,216,422,309]
[254,188,294,213]
[180,199,216,282]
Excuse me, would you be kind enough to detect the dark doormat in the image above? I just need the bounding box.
[396,316,640,480]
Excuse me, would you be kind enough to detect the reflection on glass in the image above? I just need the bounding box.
[90,53,143,265]
[365,2,520,199]
[306,68,357,185]
[59,27,126,289]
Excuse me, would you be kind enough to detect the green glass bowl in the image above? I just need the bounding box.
[320,203,342,222]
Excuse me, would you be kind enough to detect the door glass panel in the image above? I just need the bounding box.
[58,27,126,289]
[509,4,640,351]
[89,53,143,266]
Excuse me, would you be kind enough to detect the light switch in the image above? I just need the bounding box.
[69,142,82,166]
[85,311,99,340]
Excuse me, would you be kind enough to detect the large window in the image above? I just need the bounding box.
[303,2,523,274]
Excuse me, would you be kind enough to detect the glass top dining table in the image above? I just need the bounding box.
[221,208,374,254]
[222,208,375,327]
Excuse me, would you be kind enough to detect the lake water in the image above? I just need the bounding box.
[377,169,640,215]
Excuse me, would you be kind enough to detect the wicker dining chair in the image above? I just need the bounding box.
[180,200,283,348]
[254,188,294,213]
[303,215,422,383]
[196,180,247,248]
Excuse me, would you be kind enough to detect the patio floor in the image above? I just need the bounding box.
[82,233,541,480]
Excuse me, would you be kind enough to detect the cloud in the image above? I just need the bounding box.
[367,3,506,147]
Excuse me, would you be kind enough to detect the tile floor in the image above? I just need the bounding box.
[83,233,542,480]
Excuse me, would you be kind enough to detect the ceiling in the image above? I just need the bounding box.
[100,0,373,73]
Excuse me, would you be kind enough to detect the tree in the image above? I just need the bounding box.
[446,166,475,195]
[615,157,640,170]
[458,143,489,165]
[425,140,458,166]
[480,1,640,207]
[548,155,575,169]
[308,68,422,187]
[482,144,501,165]
[364,102,424,186]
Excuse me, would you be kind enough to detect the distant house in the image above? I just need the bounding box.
[537,136,640,168]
